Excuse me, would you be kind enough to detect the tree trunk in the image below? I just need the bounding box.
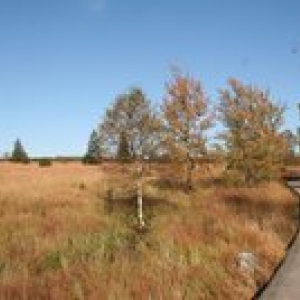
[244,164,254,187]
[137,180,145,227]
[186,155,193,192]
[137,165,145,228]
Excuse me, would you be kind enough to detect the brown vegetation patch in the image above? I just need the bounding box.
[0,163,297,299]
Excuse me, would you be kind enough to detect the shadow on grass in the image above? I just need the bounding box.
[151,177,187,191]
[101,191,180,259]
[151,173,224,191]
[104,190,178,227]
[220,189,299,227]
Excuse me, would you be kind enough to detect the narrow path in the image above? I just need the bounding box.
[259,182,300,300]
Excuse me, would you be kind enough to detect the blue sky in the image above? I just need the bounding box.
[0,0,299,156]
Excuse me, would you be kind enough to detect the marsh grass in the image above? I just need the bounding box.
[0,162,297,299]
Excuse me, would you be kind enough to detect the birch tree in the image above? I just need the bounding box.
[161,70,213,191]
[219,78,287,185]
[282,130,297,157]
[101,88,158,158]
[101,88,162,227]
[117,131,131,162]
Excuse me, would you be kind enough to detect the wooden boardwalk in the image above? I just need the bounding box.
[259,180,300,300]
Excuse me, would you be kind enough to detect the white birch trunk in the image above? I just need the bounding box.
[137,167,145,228]
[137,179,145,227]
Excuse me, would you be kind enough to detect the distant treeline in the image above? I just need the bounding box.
[0,153,224,164]
[0,156,82,163]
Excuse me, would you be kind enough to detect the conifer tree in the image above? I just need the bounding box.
[11,139,29,163]
[83,130,102,164]
[298,104,300,153]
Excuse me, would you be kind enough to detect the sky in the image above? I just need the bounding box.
[0,0,299,156]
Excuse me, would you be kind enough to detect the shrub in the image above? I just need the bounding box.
[38,158,52,167]
[82,155,100,165]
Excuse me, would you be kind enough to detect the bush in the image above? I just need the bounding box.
[22,158,31,164]
[10,157,30,164]
[38,159,52,167]
[82,155,101,165]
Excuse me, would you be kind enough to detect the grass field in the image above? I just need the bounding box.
[0,162,298,299]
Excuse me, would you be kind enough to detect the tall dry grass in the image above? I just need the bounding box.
[0,162,297,299]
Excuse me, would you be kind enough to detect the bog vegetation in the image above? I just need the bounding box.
[0,162,297,299]
[0,69,299,299]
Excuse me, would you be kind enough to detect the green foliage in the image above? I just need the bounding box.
[0,260,6,275]
[10,139,30,163]
[83,130,102,164]
[38,158,52,167]
[37,250,67,273]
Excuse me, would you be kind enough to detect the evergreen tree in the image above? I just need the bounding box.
[83,130,102,164]
[298,127,300,154]
[11,139,29,163]
[298,103,300,154]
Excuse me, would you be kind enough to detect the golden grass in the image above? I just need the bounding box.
[0,162,297,299]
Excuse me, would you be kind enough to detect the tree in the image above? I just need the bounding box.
[101,87,162,227]
[11,139,29,163]
[219,78,287,185]
[117,131,131,161]
[83,129,102,164]
[3,152,11,160]
[298,103,300,154]
[297,128,300,154]
[282,130,297,156]
[100,88,161,159]
[161,69,213,191]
